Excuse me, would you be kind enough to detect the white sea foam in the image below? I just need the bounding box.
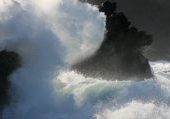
[0,0,169,119]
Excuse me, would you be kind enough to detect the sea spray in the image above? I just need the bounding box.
[0,0,105,118]
[0,0,170,119]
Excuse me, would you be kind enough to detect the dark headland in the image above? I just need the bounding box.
[73,1,153,80]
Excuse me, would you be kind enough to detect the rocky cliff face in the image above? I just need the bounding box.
[0,50,20,111]
[73,1,153,80]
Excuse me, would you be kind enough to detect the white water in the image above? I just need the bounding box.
[0,0,170,119]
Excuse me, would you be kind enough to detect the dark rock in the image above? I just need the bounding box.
[72,1,153,80]
[0,50,20,111]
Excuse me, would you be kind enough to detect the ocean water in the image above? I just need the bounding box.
[0,0,169,119]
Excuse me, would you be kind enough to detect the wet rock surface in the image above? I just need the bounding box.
[73,1,153,80]
[0,50,20,111]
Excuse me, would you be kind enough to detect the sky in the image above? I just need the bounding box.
[86,0,170,60]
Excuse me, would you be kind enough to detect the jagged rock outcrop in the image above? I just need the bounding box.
[0,50,20,111]
[73,1,153,80]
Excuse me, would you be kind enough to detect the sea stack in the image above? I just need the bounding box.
[72,1,153,80]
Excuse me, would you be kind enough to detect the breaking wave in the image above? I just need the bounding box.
[0,0,169,119]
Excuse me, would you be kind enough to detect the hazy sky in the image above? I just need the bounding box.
[86,0,170,60]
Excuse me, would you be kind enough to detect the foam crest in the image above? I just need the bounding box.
[0,0,105,118]
[0,0,170,119]
[95,102,170,119]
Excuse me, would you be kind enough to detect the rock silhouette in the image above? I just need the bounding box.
[73,1,153,80]
[0,50,20,112]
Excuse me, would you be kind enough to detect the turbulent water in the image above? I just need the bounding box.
[0,0,170,119]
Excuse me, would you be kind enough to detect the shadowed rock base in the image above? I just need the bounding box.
[0,50,20,114]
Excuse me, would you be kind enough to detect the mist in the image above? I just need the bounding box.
[0,0,170,119]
